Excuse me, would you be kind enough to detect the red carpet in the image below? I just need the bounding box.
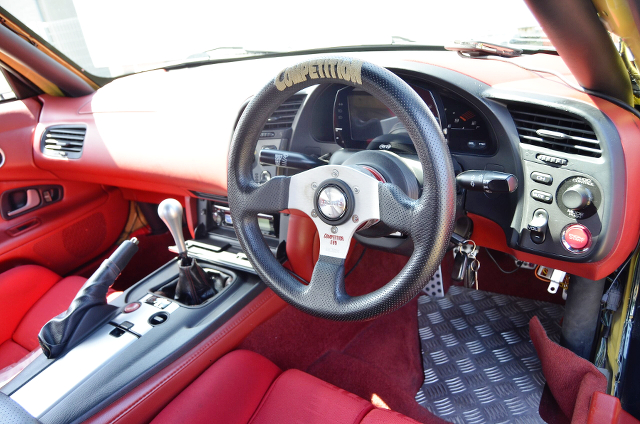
[530,316,607,424]
[239,246,447,424]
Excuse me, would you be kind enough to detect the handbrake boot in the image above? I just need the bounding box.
[38,239,138,359]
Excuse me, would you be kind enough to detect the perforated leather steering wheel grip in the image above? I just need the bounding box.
[227,57,455,321]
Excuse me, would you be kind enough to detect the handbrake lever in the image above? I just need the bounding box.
[38,238,139,359]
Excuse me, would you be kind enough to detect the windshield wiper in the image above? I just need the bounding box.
[162,47,279,70]
[186,46,278,61]
[446,40,522,58]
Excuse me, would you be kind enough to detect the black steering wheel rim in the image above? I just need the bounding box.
[228,57,456,321]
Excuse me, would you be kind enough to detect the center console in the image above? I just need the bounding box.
[1,198,277,424]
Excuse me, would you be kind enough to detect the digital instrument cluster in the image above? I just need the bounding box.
[332,83,495,155]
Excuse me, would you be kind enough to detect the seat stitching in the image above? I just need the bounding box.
[246,371,290,424]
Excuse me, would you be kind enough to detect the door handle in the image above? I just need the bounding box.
[7,189,40,217]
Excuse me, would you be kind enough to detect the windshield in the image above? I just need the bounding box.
[0,0,550,79]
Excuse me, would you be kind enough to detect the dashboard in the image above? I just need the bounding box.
[27,51,640,281]
[250,58,630,279]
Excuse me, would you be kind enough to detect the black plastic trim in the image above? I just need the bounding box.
[485,88,623,263]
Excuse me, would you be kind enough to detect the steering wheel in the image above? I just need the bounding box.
[228,57,456,321]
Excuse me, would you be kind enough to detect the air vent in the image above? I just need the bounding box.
[263,95,305,130]
[41,125,87,159]
[508,104,601,158]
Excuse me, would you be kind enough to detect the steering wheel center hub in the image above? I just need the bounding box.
[318,186,347,219]
[314,179,355,226]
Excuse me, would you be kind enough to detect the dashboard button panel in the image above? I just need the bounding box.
[530,189,553,204]
[518,159,603,260]
[530,171,553,185]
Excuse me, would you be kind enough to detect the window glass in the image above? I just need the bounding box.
[0,72,16,101]
[0,0,549,78]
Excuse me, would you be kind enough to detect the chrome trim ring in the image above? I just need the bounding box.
[560,223,593,253]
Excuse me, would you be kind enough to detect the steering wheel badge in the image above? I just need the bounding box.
[314,179,355,226]
[318,186,346,219]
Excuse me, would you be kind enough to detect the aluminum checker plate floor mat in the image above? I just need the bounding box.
[415,285,564,424]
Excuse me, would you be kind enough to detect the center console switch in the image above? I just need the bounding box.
[111,293,180,336]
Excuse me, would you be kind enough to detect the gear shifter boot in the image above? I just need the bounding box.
[174,258,217,305]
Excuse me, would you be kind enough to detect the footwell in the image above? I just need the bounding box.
[415,285,564,424]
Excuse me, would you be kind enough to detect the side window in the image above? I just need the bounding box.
[0,72,16,102]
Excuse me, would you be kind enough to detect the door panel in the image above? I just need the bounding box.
[0,99,129,275]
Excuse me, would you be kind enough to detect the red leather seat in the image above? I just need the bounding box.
[152,349,422,424]
[0,265,88,369]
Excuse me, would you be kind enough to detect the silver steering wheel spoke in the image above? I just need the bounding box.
[288,165,380,259]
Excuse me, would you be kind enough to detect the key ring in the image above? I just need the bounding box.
[462,239,478,258]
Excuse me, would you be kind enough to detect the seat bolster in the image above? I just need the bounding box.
[150,349,427,424]
[0,265,62,345]
[0,340,30,370]
[151,350,282,424]
[13,276,87,351]
[249,368,374,424]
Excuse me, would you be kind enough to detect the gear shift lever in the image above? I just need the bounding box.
[156,199,216,305]
[158,199,187,257]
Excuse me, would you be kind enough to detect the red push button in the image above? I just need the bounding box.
[124,302,141,313]
[562,224,591,252]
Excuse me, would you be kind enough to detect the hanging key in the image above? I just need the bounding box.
[451,247,469,282]
[470,258,481,290]
[465,243,479,290]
